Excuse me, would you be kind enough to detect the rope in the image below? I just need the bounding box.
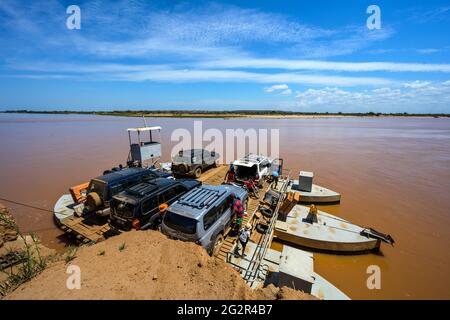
[0,196,64,214]
[0,197,70,233]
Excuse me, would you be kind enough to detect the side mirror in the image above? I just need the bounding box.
[211,151,216,157]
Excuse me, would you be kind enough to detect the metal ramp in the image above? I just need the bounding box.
[221,170,290,288]
[214,184,266,261]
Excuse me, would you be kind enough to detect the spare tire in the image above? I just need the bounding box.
[260,207,273,219]
[86,192,102,212]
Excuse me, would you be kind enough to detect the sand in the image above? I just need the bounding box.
[5,230,315,300]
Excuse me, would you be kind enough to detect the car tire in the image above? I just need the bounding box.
[194,167,202,178]
[260,207,273,219]
[211,234,224,256]
[256,223,269,234]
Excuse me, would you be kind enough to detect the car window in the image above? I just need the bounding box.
[215,199,229,218]
[203,207,218,231]
[203,198,229,231]
[160,186,178,203]
[164,211,197,234]
[109,183,124,197]
[142,196,159,215]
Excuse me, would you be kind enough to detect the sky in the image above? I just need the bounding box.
[0,0,449,113]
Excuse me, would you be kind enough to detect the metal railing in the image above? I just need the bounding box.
[226,168,291,287]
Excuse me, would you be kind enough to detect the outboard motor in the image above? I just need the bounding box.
[360,228,395,246]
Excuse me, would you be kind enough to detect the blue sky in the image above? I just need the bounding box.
[0,0,449,113]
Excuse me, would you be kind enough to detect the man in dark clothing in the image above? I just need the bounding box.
[147,203,168,230]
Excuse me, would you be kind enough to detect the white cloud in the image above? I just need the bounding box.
[264,85,292,96]
[295,83,450,113]
[403,81,431,89]
[280,89,292,96]
[264,84,289,93]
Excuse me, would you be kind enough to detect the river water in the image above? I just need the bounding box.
[0,113,449,299]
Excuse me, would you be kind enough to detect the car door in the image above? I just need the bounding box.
[222,198,233,231]
[201,206,218,246]
[141,195,160,224]
[213,199,230,234]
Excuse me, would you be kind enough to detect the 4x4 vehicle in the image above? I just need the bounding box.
[161,184,248,256]
[84,167,171,217]
[232,154,274,186]
[171,149,219,178]
[109,178,200,231]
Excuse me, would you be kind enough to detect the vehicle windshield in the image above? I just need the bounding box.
[88,179,106,199]
[164,211,197,234]
[235,164,257,180]
[114,201,135,218]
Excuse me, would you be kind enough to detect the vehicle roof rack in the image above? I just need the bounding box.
[241,154,263,163]
[178,186,227,209]
[126,182,157,197]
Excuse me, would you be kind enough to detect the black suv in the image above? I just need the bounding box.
[85,167,171,216]
[109,178,201,231]
[171,149,220,178]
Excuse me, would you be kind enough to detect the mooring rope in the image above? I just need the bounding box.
[0,197,59,214]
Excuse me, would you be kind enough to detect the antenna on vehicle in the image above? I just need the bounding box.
[142,114,148,127]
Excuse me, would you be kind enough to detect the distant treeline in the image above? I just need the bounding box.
[2,109,449,117]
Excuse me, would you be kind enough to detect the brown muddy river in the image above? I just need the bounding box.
[0,113,449,299]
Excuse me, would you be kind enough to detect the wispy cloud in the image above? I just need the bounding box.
[198,59,450,73]
[0,0,395,62]
[6,62,393,86]
[0,1,449,112]
[416,48,441,54]
[409,6,450,24]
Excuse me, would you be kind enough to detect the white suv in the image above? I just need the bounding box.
[232,154,274,185]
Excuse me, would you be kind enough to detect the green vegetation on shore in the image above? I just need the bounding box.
[2,109,449,118]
